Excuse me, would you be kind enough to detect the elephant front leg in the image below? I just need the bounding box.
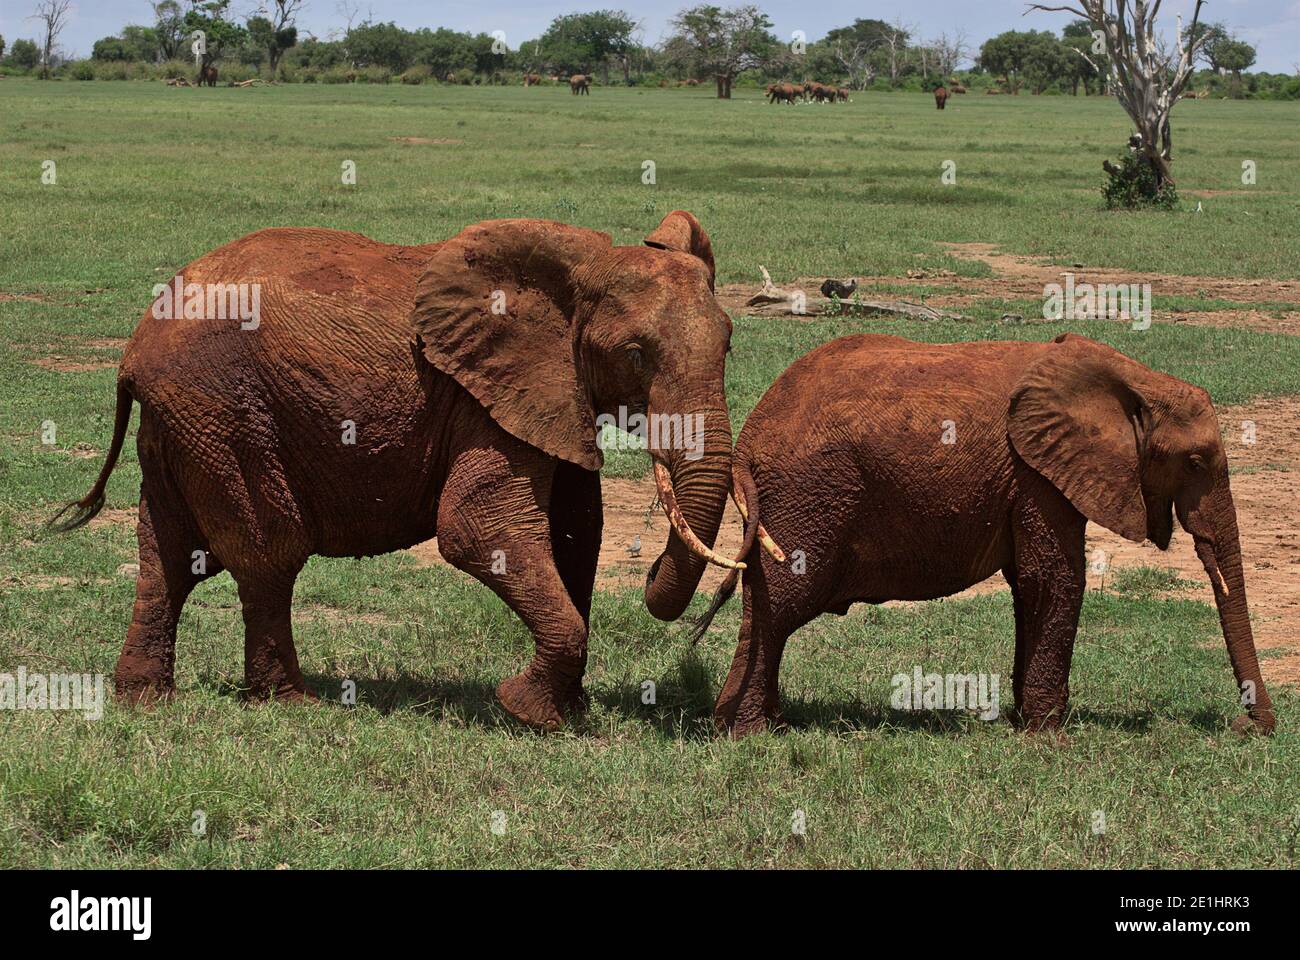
[1008,491,1087,732]
[437,452,592,730]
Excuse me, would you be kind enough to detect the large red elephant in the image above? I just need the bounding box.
[54,212,737,730]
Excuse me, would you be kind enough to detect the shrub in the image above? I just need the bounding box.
[358,65,391,84]
[1102,144,1179,210]
[68,60,96,81]
[399,64,431,85]
[156,59,192,80]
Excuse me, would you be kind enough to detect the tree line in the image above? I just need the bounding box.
[3,0,1296,100]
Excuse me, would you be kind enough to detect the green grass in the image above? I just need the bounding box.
[2,80,1298,868]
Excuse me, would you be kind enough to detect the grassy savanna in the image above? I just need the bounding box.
[1,80,1299,868]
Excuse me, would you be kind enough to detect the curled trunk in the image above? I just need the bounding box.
[643,402,733,621]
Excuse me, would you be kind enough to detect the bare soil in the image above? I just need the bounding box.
[719,243,1300,335]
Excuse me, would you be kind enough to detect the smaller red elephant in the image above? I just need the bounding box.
[197,64,219,87]
[934,85,949,109]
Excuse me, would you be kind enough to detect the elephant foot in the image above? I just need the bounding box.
[496,667,587,731]
[714,698,785,739]
[1011,706,1069,743]
[243,679,318,704]
[114,674,175,707]
[1231,711,1275,737]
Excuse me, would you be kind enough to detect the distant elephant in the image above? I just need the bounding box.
[197,64,218,87]
[569,74,590,95]
[766,82,799,104]
[835,86,849,102]
[55,212,738,730]
[934,85,949,109]
[694,333,1275,739]
[523,74,542,86]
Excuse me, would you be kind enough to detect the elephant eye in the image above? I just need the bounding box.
[1188,454,1207,473]
[626,345,644,372]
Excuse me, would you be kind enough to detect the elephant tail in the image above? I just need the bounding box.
[689,462,762,646]
[47,380,133,533]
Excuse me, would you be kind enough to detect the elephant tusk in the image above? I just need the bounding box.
[653,461,745,570]
[730,476,786,563]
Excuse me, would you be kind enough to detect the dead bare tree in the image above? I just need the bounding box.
[831,37,877,90]
[881,18,912,86]
[1027,0,1210,187]
[28,0,72,80]
[931,31,970,77]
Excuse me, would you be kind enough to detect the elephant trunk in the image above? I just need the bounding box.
[643,400,734,621]
[1186,476,1275,734]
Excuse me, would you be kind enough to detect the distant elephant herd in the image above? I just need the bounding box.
[55,211,1275,740]
[766,81,849,103]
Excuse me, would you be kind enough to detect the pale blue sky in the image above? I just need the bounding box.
[2,0,1296,71]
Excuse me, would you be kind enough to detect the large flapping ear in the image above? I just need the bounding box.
[411,219,611,470]
[644,210,715,291]
[1007,334,1153,542]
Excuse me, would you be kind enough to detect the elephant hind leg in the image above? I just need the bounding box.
[235,571,314,701]
[115,482,221,703]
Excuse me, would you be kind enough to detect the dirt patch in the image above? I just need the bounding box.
[411,394,1300,687]
[0,292,51,303]
[83,337,128,350]
[89,507,137,529]
[388,137,464,145]
[721,243,1300,335]
[28,356,117,373]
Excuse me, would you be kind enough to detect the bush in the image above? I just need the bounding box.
[358,65,391,84]
[399,64,432,85]
[156,59,192,80]
[321,66,357,84]
[1102,145,1178,210]
[68,60,96,81]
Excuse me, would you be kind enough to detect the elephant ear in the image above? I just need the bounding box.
[1007,334,1153,543]
[643,210,716,291]
[411,219,611,471]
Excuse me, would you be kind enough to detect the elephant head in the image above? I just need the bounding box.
[1008,333,1274,734]
[411,210,734,621]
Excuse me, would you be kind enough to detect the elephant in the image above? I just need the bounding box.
[569,74,590,95]
[835,87,850,102]
[197,64,218,87]
[934,85,949,109]
[692,333,1276,740]
[53,211,739,730]
[523,73,542,86]
[766,83,799,104]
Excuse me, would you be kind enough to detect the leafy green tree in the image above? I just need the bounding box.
[978,30,1060,93]
[246,15,297,73]
[153,1,186,60]
[93,26,160,62]
[183,1,248,68]
[667,4,776,98]
[539,10,637,84]
[0,36,6,61]
[1022,32,1070,94]
[344,21,414,72]
[9,39,40,71]
[1215,38,1257,97]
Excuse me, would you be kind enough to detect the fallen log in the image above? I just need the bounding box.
[742,266,969,320]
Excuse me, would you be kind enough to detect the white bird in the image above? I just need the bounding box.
[628,535,642,557]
